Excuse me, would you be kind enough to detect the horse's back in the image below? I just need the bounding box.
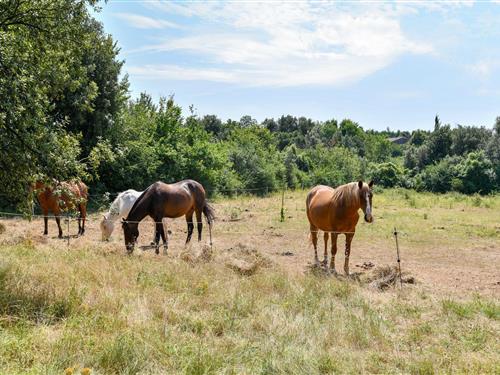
[36,179,87,213]
[306,183,361,232]
[306,185,334,210]
[147,180,205,218]
[76,181,88,201]
[118,189,142,218]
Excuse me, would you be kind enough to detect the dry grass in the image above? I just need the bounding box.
[0,189,499,374]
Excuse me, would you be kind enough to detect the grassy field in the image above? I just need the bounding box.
[0,189,499,374]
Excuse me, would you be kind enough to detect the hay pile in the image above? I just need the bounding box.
[362,265,415,290]
[180,243,213,263]
[223,243,272,276]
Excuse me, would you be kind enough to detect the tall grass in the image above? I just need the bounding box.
[0,189,499,374]
[0,243,498,374]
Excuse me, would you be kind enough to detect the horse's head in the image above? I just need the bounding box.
[100,215,114,241]
[122,219,139,253]
[358,180,374,223]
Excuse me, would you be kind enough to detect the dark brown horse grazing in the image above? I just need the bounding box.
[122,180,215,254]
[34,180,88,238]
[306,180,374,275]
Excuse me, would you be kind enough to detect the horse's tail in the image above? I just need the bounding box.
[202,203,215,226]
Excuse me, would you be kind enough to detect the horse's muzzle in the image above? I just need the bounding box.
[364,214,373,223]
[126,243,135,254]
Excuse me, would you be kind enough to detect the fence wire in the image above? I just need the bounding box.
[0,210,357,236]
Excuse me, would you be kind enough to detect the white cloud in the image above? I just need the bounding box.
[115,13,178,29]
[129,1,434,86]
[469,59,500,78]
[127,65,237,83]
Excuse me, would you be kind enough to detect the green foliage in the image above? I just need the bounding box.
[453,151,496,194]
[0,0,124,207]
[369,162,406,188]
[0,1,498,201]
[415,156,462,193]
[451,125,490,156]
[305,146,362,187]
[228,126,281,192]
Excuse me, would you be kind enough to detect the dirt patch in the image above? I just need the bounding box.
[0,222,5,235]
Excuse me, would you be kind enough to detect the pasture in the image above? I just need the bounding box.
[0,189,499,374]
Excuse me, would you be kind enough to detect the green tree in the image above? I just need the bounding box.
[368,162,405,188]
[451,125,490,156]
[228,126,281,193]
[453,151,496,194]
[0,0,103,206]
[415,156,462,193]
[306,146,362,187]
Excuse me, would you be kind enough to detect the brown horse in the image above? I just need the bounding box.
[34,180,88,238]
[306,180,374,275]
[122,180,215,254]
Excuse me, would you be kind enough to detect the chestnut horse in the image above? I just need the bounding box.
[306,180,374,275]
[35,180,88,238]
[122,180,215,254]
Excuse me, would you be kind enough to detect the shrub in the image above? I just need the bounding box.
[454,151,497,194]
[415,156,462,193]
[306,146,362,187]
[368,162,405,188]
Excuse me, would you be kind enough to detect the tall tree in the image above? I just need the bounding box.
[0,0,98,205]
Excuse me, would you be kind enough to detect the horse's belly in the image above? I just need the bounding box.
[161,195,194,218]
[308,204,359,232]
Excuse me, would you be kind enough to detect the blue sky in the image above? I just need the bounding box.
[94,1,500,131]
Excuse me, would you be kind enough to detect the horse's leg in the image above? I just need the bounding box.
[160,219,168,255]
[154,221,162,255]
[43,209,49,235]
[56,216,63,238]
[310,225,319,265]
[79,204,86,236]
[344,233,354,276]
[322,232,329,267]
[196,210,202,242]
[77,210,82,236]
[330,233,338,274]
[185,212,194,244]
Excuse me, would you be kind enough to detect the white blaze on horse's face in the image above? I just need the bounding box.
[359,180,374,223]
[364,191,373,223]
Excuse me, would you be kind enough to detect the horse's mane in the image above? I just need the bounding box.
[125,185,151,221]
[331,182,361,207]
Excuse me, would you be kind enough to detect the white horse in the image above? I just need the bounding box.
[100,189,143,241]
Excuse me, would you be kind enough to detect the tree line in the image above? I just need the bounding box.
[1,0,498,211]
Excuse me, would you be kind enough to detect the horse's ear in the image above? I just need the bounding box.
[358,180,363,189]
[368,180,374,188]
